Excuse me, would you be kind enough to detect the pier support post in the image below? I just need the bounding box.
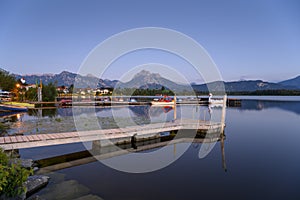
[92,140,101,154]
[37,87,42,102]
[131,134,137,149]
[220,94,227,133]
[173,95,177,121]
[220,132,227,172]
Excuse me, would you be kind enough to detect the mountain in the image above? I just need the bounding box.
[192,80,298,93]
[14,71,118,88]
[115,70,192,92]
[119,71,299,93]
[6,67,300,92]
[279,75,300,89]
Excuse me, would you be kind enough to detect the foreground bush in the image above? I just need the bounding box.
[0,148,32,197]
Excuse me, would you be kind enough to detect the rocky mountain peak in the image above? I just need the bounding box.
[132,70,163,84]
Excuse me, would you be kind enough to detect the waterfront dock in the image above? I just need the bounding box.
[28,97,241,107]
[0,119,223,150]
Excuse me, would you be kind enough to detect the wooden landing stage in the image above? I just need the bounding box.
[0,120,223,150]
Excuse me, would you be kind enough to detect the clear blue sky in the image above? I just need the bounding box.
[0,0,299,83]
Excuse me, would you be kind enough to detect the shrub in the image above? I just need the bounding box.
[0,148,33,197]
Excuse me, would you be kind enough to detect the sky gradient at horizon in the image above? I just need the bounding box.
[0,0,299,83]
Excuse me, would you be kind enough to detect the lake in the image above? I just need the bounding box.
[2,96,300,200]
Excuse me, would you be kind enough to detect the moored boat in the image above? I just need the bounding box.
[59,99,72,106]
[0,104,28,112]
[2,102,35,108]
[151,95,175,106]
[208,93,224,104]
[151,101,175,106]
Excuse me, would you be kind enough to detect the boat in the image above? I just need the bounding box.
[151,96,175,106]
[128,98,141,105]
[0,90,12,101]
[59,99,72,106]
[2,102,35,108]
[208,93,224,104]
[129,98,137,103]
[151,101,175,106]
[0,104,28,112]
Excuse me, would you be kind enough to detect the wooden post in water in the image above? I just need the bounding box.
[220,94,227,133]
[220,132,227,172]
[37,79,42,102]
[92,140,101,154]
[173,143,176,158]
[173,95,177,121]
[37,88,42,102]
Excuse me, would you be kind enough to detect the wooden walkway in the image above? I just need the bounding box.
[0,120,222,150]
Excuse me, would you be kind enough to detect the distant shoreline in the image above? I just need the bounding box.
[196,90,300,96]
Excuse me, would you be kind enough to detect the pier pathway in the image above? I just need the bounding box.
[0,120,222,150]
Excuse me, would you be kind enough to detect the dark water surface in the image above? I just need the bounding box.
[3,98,300,200]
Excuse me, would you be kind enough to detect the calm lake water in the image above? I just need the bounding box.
[2,96,300,200]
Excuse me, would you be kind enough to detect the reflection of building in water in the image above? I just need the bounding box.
[257,102,264,110]
[0,112,22,121]
[0,112,26,136]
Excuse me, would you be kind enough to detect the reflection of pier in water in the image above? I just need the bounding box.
[36,131,227,174]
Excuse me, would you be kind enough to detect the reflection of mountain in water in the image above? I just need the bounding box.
[129,106,150,117]
[24,106,175,120]
[57,108,73,117]
[128,106,174,125]
[57,107,125,117]
[240,100,300,115]
[149,106,173,116]
[129,106,151,125]
[129,106,173,117]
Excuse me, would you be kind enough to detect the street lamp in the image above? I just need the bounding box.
[15,83,22,101]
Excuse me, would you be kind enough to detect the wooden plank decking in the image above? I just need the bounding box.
[0,120,223,150]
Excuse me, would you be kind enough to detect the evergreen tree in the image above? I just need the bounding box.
[0,69,16,91]
[42,82,57,101]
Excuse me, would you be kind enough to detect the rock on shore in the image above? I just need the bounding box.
[9,159,33,169]
[25,175,49,197]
